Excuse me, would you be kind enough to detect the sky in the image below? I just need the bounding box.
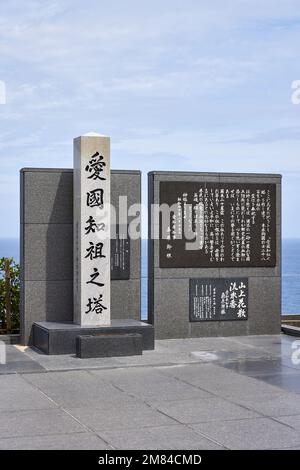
[0,0,300,238]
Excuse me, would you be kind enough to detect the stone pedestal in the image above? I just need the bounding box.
[32,320,155,355]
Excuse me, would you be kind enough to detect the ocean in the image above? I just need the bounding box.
[1,238,299,317]
[282,239,300,314]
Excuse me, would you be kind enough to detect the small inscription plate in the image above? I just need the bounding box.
[189,278,248,322]
[111,225,130,280]
[160,182,276,268]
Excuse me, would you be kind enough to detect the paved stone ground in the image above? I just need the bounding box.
[1,334,300,449]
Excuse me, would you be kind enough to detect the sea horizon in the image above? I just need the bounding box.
[1,237,300,317]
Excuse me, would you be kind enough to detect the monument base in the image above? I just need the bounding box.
[32,319,154,355]
[76,333,143,358]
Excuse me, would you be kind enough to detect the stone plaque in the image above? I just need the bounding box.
[111,225,130,280]
[190,278,248,322]
[160,182,276,268]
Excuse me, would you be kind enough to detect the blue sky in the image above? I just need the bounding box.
[0,0,300,238]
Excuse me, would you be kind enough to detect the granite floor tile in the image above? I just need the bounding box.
[221,359,299,377]
[91,367,212,401]
[0,432,111,450]
[151,397,260,424]
[100,425,225,450]
[114,352,199,367]
[192,417,300,450]
[23,347,120,371]
[0,346,45,374]
[276,414,300,432]
[229,335,295,360]
[253,373,300,394]
[24,370,131,407]
[228,335,290,348]
[0,374,55,411]
[0,409,85,439]
[155,337,254,353]
[272,446,300,450]
[198,349,277,363]
[66,402,177,431]
[1,334,299,450]
[0,360,45,374]
[234,391,300,417]
[158,363,283,399]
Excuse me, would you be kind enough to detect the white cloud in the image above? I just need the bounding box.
[0,0,300,237]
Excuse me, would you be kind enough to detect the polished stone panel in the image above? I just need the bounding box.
[76,333,143,358]
[21,169,73,225]
[23,224,73,281]
[148,171,282,340]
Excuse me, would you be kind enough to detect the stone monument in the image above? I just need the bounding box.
[20,133,154,355]
[148,171,281,339]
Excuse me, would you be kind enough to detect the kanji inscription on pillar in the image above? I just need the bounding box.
[74,133,110,326]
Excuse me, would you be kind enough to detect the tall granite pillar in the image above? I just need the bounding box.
[73,133,111,326]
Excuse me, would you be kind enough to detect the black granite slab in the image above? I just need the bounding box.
[76,333,143,358]
[159,181,277,268]
[282,325,300,337]
[32,319,154,355]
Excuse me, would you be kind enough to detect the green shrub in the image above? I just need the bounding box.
[0,258,20,333]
